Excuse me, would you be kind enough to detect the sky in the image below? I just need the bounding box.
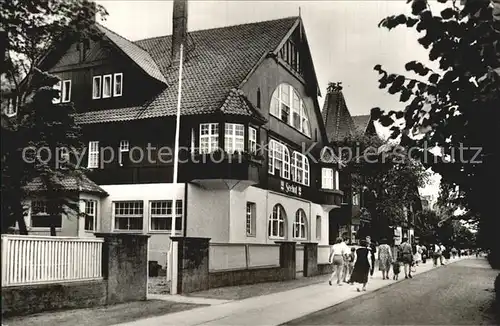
[96,0,442,197]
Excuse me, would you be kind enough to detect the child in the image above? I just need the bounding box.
[392,259,401,280]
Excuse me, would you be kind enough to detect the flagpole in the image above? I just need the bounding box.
[169,43,184,294]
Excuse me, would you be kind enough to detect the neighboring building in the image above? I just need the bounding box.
[10,1,344,267]
[322,82,366,244]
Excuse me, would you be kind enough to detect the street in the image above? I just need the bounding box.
[284,258,499,325]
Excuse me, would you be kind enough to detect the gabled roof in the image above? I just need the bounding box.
[25,173,108,197]
[322,85,355,143]
[75,17,299,124]
[96,24,167,85]
[352,115,371,134]
[220,89,267,122]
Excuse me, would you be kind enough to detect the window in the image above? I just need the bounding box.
[114,73,123,97]
[268,204,286,238]
[269,84,311,137]
[114,201,143,231]
[150,200,183,232]
[257,88,261,108]
[92,76,102,99]
[224,123,244,153]
[335,171,340,190]
[84,200,97,231]
[103,74,112,98]
[279,39,302,73]
[291,152,309,186]
[352,192,360,206]
[30,200,62,228]
[62,80,71,103]
[199,123,219,153]
[316,215,321,240]
[5,96,17,116]
[88,141,99,168]
[53,81,62,104]
[268,139,290,179]
[321,168,334,190]
[249,127,257,154]
[119,140,129,152]
[246,202,256,236]
[293,209,307,239]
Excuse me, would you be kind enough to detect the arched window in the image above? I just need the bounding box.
[291,152,310,186]
[293,209,307,239]
[268,204,286,238]
[269,84,311,137]
[268,139,290,179]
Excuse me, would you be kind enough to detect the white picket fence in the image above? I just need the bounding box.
[1,235,104,287]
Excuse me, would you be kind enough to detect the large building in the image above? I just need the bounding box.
[11,1,344,268]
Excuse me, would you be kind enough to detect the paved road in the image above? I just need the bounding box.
[284,258,499,325]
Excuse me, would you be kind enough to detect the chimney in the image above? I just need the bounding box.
[171,0,188,63]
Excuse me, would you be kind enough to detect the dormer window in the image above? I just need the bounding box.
[93,76,102,99]
[93,73,123,99]
[62,80,71,103]
[270,83,311,137]
[114,73,123,97]
[103,75,112,98]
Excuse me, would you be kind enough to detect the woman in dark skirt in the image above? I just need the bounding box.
[349,239,372,292]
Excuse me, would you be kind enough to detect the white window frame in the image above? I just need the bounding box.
[149,200,183,233]
[321,168,334,190]
[53,81,62,104]
[62,80,71,103]
[199,123,219,154]
[224,123,245,153]
[291,152,309,186]
[113,73,123,97]
[249,127,257,154]
[30,200,62,230]
[119,140,129,152]
[268,204,286,239]
[84,200,98,232]
[246,202,256,237]
[103,74,112,98]
[92,76,102,99]
[268,139,290,179]
[113,201,144,231]
[335,170,340,190]
[58,147,70,162]
[293,209,307,239]
[88,141,99,168]
[269,83,311,137]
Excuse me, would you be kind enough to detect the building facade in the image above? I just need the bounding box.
[13,1,344,268]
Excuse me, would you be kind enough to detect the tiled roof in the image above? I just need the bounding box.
[352,115,372,134]
[322,89,355,143]
[75,17,298,124]
[97,24,167,85]
[24,173,108,197]
[220,89,267,122]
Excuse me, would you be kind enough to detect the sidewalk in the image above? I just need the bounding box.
[114,257,466,326]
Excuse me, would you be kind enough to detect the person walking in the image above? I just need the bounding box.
[413,241,422,267]
[377,238,393,280]
[344,247,356,283]
[421,244,427,264]
[328,237,349,286]
[366,236,377,278]
[399,237,413,279]
[349,239,372,292]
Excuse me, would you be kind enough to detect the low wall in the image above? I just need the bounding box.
[1,233,149,317]
[318,263,333,275]
[2,280,107,317]
[209,266,287,289]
